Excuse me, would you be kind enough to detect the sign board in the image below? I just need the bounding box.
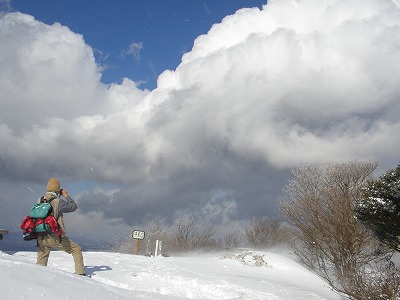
[132,230,145,240]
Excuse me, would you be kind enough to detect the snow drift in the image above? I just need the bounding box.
[0,249,343,299]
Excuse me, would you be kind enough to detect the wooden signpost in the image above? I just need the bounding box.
[132,230,145,255]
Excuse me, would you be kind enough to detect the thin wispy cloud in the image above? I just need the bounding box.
[202,2,210,15]
[121,42,143,62]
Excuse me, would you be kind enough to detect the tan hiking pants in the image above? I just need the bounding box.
[36,234,85,275]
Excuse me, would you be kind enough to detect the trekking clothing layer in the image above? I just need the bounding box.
[37,234,85,274]
[36,186,85,275]
[39,192,77,234]
[46,177,60,193]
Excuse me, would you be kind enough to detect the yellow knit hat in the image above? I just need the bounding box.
[46,177,60,192]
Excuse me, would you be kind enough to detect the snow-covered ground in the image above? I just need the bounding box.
[0,249,345,299]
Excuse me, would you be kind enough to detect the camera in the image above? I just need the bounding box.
[59,189,63,196]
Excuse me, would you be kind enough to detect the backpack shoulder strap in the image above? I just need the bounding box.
[41,196,56,203]
[47,196,56,204]
[47,196,59,220]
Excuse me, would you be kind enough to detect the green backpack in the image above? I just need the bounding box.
[20,196,62,240]
[29,197,55,233]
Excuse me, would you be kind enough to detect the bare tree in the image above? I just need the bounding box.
[171,216,217,252]
[110,219,170,255]
[192,222,217,249]
[245,217,292,249]
[279,160,390,299]
[173,216,197,251]
[144,218,170,255]
[221,230,243,249]
[110,236,136,254]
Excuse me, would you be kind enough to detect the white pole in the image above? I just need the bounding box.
[155,240,159,257]
[158,240,162,256]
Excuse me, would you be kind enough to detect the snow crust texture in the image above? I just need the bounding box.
[0,250,343,300]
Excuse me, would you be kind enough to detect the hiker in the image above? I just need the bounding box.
[36,177,87,276]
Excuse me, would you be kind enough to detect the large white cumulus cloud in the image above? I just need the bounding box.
[0,13,103,130]
[1,0,400,235]
[0,13,149,182]
[158,0,400,169]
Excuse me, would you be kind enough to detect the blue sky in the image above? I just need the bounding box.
[9,0,266,90]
